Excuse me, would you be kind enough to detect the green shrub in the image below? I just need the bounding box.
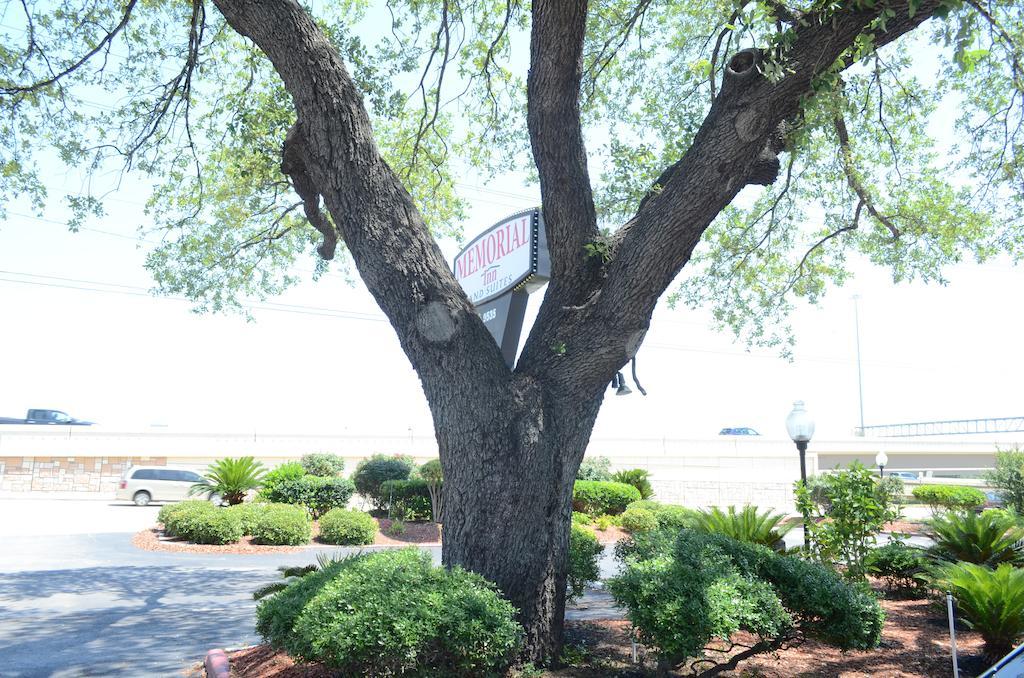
[160,500,217,538]
[300,453,346,477]
[653,505,696,531]
[691,505,794,551]
[594,515,614,531]
[251,504,312,545]
[379,478,433,520]
[620,506,659,533]
[189,456,266,505]
[796,462,902,580]
[256,549,522,676]
[576,456,612,481]
[912,484,986,512]
[934,562,1024,659]
[177,506,244,544]
[352,454,416,507]
[865,541,928,597]
[927,509,1024,566]
[611,469,654,499]
[876,475,906,508]
[626,500,662,512]
[319,508,377,545]
[572,480,642,516]
[609,530,884,672]
[985,447,1024,514]
[571,511,592,525]
[225,501,267,535]
[568,524,603,602]
[262,476,355,519]
[258,462,306,502]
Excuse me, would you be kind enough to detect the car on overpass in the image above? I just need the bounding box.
[719,427,761,436]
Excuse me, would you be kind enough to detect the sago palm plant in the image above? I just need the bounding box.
[611,469,654,500]
[190,456,266,505]
[691,505,794,551]
[927,510,1024,567]
[935,562,1024,660]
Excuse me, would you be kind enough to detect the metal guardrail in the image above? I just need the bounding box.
[857,417,1024,438]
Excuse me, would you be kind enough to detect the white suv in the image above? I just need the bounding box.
[116,466,205,506]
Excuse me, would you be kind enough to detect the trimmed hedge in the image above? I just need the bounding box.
[379,478,433,520]
[625,500,696,531]
[262,476,355,518]
[912,484,986,512]
[255,549,522,676]
[161,501,243,544]
[620,506,659,533]
[572,480,642,516]
[226,502,267,535]
[319,508,378,545]
[300,453,346,477]
[251,504,313,545]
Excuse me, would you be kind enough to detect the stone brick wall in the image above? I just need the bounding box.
[0,457,167,492]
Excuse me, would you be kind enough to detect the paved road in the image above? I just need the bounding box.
[0,498,617,677]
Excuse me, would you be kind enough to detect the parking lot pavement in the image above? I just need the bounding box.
[0,497,160,537]
[0,498,620,677]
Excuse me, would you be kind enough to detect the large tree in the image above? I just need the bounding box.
[2,0,1022,662]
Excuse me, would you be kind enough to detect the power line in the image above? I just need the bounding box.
[0,271,388,322]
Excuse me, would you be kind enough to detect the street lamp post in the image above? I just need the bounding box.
[786,400,816,553]
[875,450,888,478]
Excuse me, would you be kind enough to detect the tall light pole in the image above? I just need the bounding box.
[853,295,866,435]
[787,400,816,552]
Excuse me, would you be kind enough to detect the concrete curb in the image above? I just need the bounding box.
[204,649,229,678]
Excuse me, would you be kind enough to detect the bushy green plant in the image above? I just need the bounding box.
[571,511,592,525]
[572,480,642,516]
[352,454,416,507]
[256,549,523,676]
[594,515,614,531]
[876,475,906,508]
[691,505,794,551]
[620,506,659,533]
[652,505,696,531]
[568,524,603,602]
[159,500,216,537]
[379,478,433,520]
[319,508,377,545]
[912,484,986,513]
[927,509,1024,566]
[934,562,1024,660]
[609,530,883,673]
[985,447,1024,514]
[262,476,355,519]
[300,453,346,477]
[258,462,306,501]
[420,458,443,522]
[165,503,243,544]
[576,456,612,481]
[796,462,902,579]
[189,456,266,505]
[611,469,654,499]
[865,541,928,597]
[251,503,313,545]
[225,501,267,535]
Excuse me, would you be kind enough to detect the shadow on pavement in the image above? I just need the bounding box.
[0,565,277,677]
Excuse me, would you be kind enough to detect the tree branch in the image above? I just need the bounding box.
[526,0,598,288]
[833,113,900,238]
[1,0,140,95]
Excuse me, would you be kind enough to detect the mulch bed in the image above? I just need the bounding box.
[204,595,990,677]
[882,520,930,536]
[133,518,442,555]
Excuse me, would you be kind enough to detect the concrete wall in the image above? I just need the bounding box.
[0,426,1016,511]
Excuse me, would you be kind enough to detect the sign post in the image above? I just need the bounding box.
[453,208,550,368]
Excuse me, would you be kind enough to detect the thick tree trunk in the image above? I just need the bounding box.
[436,377,604,663]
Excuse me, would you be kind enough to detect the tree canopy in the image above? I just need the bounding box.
[2,0,1021,342]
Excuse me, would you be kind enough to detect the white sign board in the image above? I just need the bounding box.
[453,209,545,305]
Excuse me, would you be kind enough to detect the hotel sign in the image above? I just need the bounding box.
[453,208,550,305]
[453,208,551,367]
